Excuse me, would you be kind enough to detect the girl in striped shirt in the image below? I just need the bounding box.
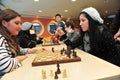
[0,9,37,78]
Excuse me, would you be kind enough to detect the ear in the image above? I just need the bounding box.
[2,20,8,27]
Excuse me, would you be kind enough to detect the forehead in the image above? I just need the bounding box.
[55,16,61,18]
[9,16,22,23]
[79,13,86,18]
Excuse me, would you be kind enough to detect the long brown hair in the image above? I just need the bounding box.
[0,9,21,57]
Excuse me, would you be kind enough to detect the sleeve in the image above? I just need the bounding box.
[68,31,81,42]
[102,30,120,65]
[0,36,22,74]
[20,47,28,55]
[60,33,82,49]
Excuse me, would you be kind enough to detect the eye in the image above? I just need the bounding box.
[81,19,85,22]
[15,21,21,25]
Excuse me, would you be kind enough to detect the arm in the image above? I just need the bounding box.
[55,27,82,49]
[20,47,38,55]
[102,29,119,65]
[0,37,27,74]
[114,27,120,40]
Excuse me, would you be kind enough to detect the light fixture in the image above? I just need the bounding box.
[64,10,68,12]
[38,10,42,12]
[34,0,39,2]
[72,0,77,2]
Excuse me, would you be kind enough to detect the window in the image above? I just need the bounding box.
[48,23,57,34]
[32,22,44,36]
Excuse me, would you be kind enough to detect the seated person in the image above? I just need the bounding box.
[55,21,82,49]
[56,7,120,66]
[18,22,43,48]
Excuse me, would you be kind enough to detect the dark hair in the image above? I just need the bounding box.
[55,13,61,17]
[0,9,21,23]
[79,12,104,53]
[0,9,21,56]
[65,22,75,29]
[110,9,120,35]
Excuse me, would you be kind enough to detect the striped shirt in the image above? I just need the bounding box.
[0,34,22,78]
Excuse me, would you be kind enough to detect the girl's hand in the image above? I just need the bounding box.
[28,48,38,54]
[16,55,28,62]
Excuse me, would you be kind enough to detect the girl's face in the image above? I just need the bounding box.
[3,16,22,36]
[79,14,89,32]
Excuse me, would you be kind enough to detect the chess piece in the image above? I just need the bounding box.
[62,47,65,51]
[62,69,67,78]
[57,61,60,67]
[72,51,77,58]
[66,46,72,58]
[42,69,47,79]
[50,70,54,77]
[60,50,63,55]
[54,72,58,79]
[52,47,54,53]
[56,61,61,74]
[66,49,71,58]
[56,67,61,74]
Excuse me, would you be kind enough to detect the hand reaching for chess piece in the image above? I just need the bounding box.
[16,55,28,62]
[28,48,38,54]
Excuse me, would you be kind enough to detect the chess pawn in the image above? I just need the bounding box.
[54,72,58,79]
[72,51,77,58]
[42,70,47,79]
[57,61,60,67]
[52,47,54,53]
[62,69,67,78]
[50,70,54,77]
[62,47,65,51]
[60,50,63,55]
[56,67,61,74]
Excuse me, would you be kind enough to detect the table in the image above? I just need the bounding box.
[1,44,120,80]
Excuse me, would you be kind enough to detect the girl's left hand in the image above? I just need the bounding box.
[28,48,38,54]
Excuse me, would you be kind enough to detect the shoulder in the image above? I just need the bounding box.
[74,30,81,36]
[0,34,7,47]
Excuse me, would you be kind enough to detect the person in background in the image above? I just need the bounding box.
[55,13,66,33]
[55,21,82,49]
[110,9,120,40]
[18,22,37,48]
[0,9,37,78]
[18,22,43,48]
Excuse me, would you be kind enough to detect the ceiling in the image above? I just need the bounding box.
[0,0,120,19]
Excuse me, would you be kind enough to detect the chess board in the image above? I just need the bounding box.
[42,42,60,46]
[42,38,60,46]
[32,48,81,66]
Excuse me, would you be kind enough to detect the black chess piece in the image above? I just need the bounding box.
[60,50,63,55]
[57,61,60,67]
[52,47,54,53]
[63,47,65,51]
[56,67,61,74]
[54,72,58,79]
[66,50,71,58]
[66,46,72,58]
[73,51,77,58]
[56,61,61,74]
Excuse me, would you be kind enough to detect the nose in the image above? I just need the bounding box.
[19,24,22,30]
[79,21,82,26]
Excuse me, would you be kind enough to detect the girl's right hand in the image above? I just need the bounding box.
[16,55,28,62]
